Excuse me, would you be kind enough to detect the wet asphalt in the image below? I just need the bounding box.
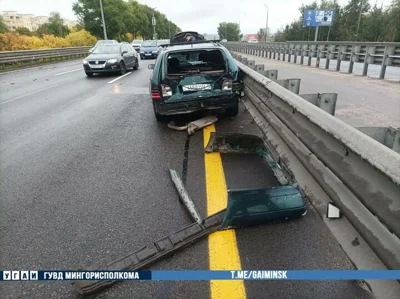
[0,59,374,298]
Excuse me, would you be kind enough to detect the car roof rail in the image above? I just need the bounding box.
[159,40,221,48]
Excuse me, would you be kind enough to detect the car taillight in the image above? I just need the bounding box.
[151,89,161,100]
[161,84,172,97]
[222,79,232,91]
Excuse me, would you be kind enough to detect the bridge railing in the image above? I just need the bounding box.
[223,41,400,79]
[0,47,91,70]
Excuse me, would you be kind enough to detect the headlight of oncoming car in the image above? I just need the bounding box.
[161,84,172,97]
[107,59,118,64]
[83,59,88,64]
[222,79,233,91]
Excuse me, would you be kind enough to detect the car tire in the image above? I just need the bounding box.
[119,61,126,75]
[226,99,239,117]
[153,103,166,121]
[133,59,139,70]
[85,72,93,77]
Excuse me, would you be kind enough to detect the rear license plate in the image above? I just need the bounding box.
[183,84,212,91]
[90,65,103,69]
[145,54,152,56]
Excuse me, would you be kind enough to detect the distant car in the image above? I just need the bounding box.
[89,39,118,52]
[148,31,243,121]
[248,39,258,43]
[83,42,139,77]
[131,39,143,52]
[140,40,159,59]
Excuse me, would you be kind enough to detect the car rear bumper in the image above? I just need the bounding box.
[154,95,238,115]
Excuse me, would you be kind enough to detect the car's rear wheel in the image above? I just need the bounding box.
[85,72,93,77]
[153,103,166,121]
[119,61,126,75]
[226,99,239,117]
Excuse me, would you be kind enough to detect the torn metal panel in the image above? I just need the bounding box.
[222,184,307,228]
[71,210,225,295]
[205,132,289,185]
[169,169,203,224]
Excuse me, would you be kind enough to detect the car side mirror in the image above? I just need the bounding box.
[122,51,127,55]
[148,64,155,70]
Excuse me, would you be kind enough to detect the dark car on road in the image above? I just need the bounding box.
[148,31,243,121]
[83,42,139,77]
[140,40,160,59]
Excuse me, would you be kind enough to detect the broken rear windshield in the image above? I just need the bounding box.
[166,49,226,76]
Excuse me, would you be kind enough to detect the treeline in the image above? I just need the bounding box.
[73,0,181,40]
[274,0,400,42]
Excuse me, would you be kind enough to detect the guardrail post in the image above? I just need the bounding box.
[264,70,278,80]
[288,45,292,63]
[268,46,272,59]
[293,46,298,64]
[336,45,343,71]
[247,60,255,68]
[276,78,301,94]
[255,64,265,73]
[273,45,277,60]
[308,44,314,66]
[363,46,376,76]
[282,45,286,61]
[298,93,338,115]
[316,45,322,68]
[380,46,394,79]
[300,45,305,65]
[348,45,360,74]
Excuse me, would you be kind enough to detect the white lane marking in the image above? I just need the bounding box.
[54,68,81,76]
[0,84,59,106]
[107,72,131,84]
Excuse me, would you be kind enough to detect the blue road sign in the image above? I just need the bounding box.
[303,10,334,27]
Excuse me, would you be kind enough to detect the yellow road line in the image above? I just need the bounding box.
[203,125,246,299]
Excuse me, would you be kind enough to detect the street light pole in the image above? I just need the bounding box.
[152,8,156,40]
[264,4,269,42]
[356,0,364,40]
[99,0,107,40]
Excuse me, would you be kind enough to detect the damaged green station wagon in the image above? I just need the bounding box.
[148,32,243,121]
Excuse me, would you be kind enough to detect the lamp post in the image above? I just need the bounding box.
[264,4,269,42]
[99,0,107,40]
[152,7,156,40]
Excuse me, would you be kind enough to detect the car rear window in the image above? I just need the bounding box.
[166,49,226,76]
[93,45,121,54]
[142,41,157,47]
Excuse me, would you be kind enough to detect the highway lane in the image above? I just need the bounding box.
[236,52,400,128]
[1,59,373,298]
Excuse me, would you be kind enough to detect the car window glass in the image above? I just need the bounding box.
[93,45,121,54]
[142,41,157,47]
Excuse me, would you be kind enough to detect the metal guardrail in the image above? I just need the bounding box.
[223,41,400,79]
[0,47,90,68]
[241,57,338,115]
[231,54,400,276]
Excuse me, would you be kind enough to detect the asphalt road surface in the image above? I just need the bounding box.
[0,59,375,298]
[237,52,400,128]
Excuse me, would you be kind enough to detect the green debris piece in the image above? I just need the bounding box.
[222,184,307,228]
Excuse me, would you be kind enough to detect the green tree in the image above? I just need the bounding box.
[217,22,241,41]
[258,28,266,41]
[72,0,181,40]
[0,16,8,33]
[16,27,32,36]
[36,12,70,37]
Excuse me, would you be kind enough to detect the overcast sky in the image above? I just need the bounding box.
[0,0,388,34]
